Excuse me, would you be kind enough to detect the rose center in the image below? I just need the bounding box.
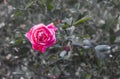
[38,32,48,42]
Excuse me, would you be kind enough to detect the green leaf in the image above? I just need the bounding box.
[14,11,24,17]
[47,4,53,11]
[62,23,69,29]
[34,63,39,69]
[49,55,57,60]
[97,59,104,67]
[15,39,23,45]
[109,28,116,44]
[82,34,90,39]
[45,0,53,10]
[46,0,53,3]
[25,1,34,9]
[73,16,91,26]
[85,73,92,79]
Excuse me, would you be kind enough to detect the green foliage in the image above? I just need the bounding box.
[15,38,23,45]
[14,11,24,17]
[73,16,91,26]
[25,1,34,9]
[109,28,116,44]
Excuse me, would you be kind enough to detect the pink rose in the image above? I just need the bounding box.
[25,23,57,53]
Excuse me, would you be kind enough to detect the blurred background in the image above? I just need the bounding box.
[0,0,120,79]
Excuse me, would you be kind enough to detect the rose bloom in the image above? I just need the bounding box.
[25,23,57,53]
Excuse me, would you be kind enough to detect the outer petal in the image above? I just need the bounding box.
[25,32,31,42]
[47,23,57,32]
[46,35,56,47]
[25,31,36,44]
[32,23,46,33]
[32,44,46,53]
[39,46,47,53]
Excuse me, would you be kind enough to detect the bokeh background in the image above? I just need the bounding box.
[0,0,120,79]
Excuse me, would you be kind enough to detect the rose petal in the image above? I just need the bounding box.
[32,44,46,53]
[47,35,56,46]
[25,33,31,41]
[25,32,35,44]
[39,46,46,53]
[47,23,57,32]
[32,24,46,33]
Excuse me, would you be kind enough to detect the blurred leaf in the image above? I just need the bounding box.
[85,73,92,79]
[33,63,39,69]
[63,17,73,25]
[62,23,69,29]
[38,0,44,5]
[82,34,90,39]
[47,4,53,11]
[80,50,84,55]
[15,39,23,45]
[46,0,53,10]
[25,1,34,9]
[112,0,120,8]
[73,16,91,26]
[109,28,116,44]
[49,55,57,60]
[46,0,53,4]
[103,15,118,31]
[97,59,104,67]
[14,11,24,17]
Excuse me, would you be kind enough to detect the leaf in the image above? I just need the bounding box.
[85,73,92,79]
[47,4,53,11]
[109,28,116,44]
[62,23,69,29]
[25,1,34,9]
[82,34,90,39]
[49,55,57,60]
[33,63,39,69]
[73,16,91,26]
[46,0,53,3]
[46,0,53,10]
[97,59,104,67]
[15,39,23,45]
[14,11,24,17]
